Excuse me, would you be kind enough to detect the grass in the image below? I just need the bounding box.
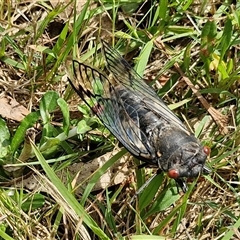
[0,0,240,239]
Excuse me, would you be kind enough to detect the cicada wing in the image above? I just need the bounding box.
[69,60,155,159]
[101,40,188,134]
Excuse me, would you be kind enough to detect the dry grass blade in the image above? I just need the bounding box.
[175,64,229,135]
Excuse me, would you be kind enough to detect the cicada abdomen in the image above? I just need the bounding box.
[68,40,210,192]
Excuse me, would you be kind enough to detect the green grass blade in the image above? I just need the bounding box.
[30,141,110,239]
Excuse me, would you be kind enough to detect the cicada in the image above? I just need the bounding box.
[68,40,210,192]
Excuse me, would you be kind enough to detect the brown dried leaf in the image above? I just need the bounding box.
[14,149,132,193]
[180,73,229,135]
[0,96,29,121]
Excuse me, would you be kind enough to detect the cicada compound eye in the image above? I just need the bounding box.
[203,146,211,156]
[168,169,179,179]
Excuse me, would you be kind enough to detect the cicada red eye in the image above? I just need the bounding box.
[203,146,211,156]
[168,169,179,179]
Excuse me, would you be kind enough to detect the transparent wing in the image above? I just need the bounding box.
[101,40,189,134]
[69,60,156,160]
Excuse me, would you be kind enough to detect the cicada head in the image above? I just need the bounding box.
[166,142,210,179]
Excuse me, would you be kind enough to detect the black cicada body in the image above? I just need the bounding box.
[68,40,210,192]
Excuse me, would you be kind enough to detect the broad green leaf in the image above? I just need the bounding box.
[11,112,40,154]
[77,119,92,135]
[139,173,164,211]
[40,91,59,139]
[143,182,180,218]
[159,0,168,19]
[0,118,10,161]
[16,193,45,212]
[134,40,153,77]
[219,18,232,61]
[57,98,70,135]
[40,91,59,119]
